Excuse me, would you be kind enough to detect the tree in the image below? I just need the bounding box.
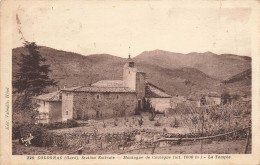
[13,41,57,96]
[221,91,231,105]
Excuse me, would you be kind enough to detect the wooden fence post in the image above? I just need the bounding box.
[151,143,157,154]
[200,140,203,154]
[244,128,251,154]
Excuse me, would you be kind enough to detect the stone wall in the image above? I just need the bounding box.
[72,92,137,119]
[62,92,74,121]
[49,102,62,123]
[37,100,50,123]
[150,98,171,113]
[50,129,158,152]
[136,72,146,100]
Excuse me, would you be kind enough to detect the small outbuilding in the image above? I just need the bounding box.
[145,83,172,113]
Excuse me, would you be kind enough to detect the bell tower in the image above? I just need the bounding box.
[128,47,134,68]
[123,47,137,90]
[123,47,146,110]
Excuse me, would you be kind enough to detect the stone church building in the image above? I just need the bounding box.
[35,58,172,123]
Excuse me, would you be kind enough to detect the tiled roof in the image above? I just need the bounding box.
[62,86,135,93]
[92,80,124,87]
[34,91,61,102]
[145,83,171,98]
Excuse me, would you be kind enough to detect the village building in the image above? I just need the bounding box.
[145,82,172,113]
[34,91,62,123]
[35,56,172,123]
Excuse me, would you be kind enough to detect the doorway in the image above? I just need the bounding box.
[77,110,82,119]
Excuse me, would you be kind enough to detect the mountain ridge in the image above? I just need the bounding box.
[12,46,251,97]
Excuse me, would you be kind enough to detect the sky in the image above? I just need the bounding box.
[13,1,252,57]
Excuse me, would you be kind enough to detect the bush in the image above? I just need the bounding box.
[163,128,168,132]
[18,124,51,147]
[124,117,129,122]
[12,110,37,140]
[170,118,180,128]
[83,114,89,121]
[66,119,79,128]
[114,121,118,127]
[45,119,79,130]
[149,108,156,121]
[138,118,143,126]
[154,120,161,127]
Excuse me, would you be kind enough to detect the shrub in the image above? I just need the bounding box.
[12,110,37,140]
[170,117,180,128]
[46,120,79,130]
[18,124,52,147]
[124,117,129,122]
[83,114,89,121]
[149,108,156,121]
[66,119,79,128]
[138,118,143,127]
[163,128,168,132]
[132,117,135,124]
[114,121,118,127]
[154,120,161,127]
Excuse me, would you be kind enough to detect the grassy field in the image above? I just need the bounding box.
[50,112,191,135]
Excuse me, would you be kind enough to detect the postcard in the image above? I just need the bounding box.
[1,0,260,164]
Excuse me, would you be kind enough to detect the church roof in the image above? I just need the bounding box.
[145,83,172,98]
[34,91,62,102]
[62,85,135,93]
[92,80,124,87]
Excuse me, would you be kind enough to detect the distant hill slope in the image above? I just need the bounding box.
[222,69,251,84]
[134,50,251,80]
[220,69,251,96]
[12,46,251,97]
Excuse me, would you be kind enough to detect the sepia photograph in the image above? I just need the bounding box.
[1,0,260,164]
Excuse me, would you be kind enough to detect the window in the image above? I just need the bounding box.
[116,95,119,99]
[59,94,62,100]
[66,111,69,115]
[97,94,100,99]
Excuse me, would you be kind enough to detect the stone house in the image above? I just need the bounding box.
[34,91,62,123]
[145,83,172,113]
[61,85,136,120]
[35,57,172,123]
